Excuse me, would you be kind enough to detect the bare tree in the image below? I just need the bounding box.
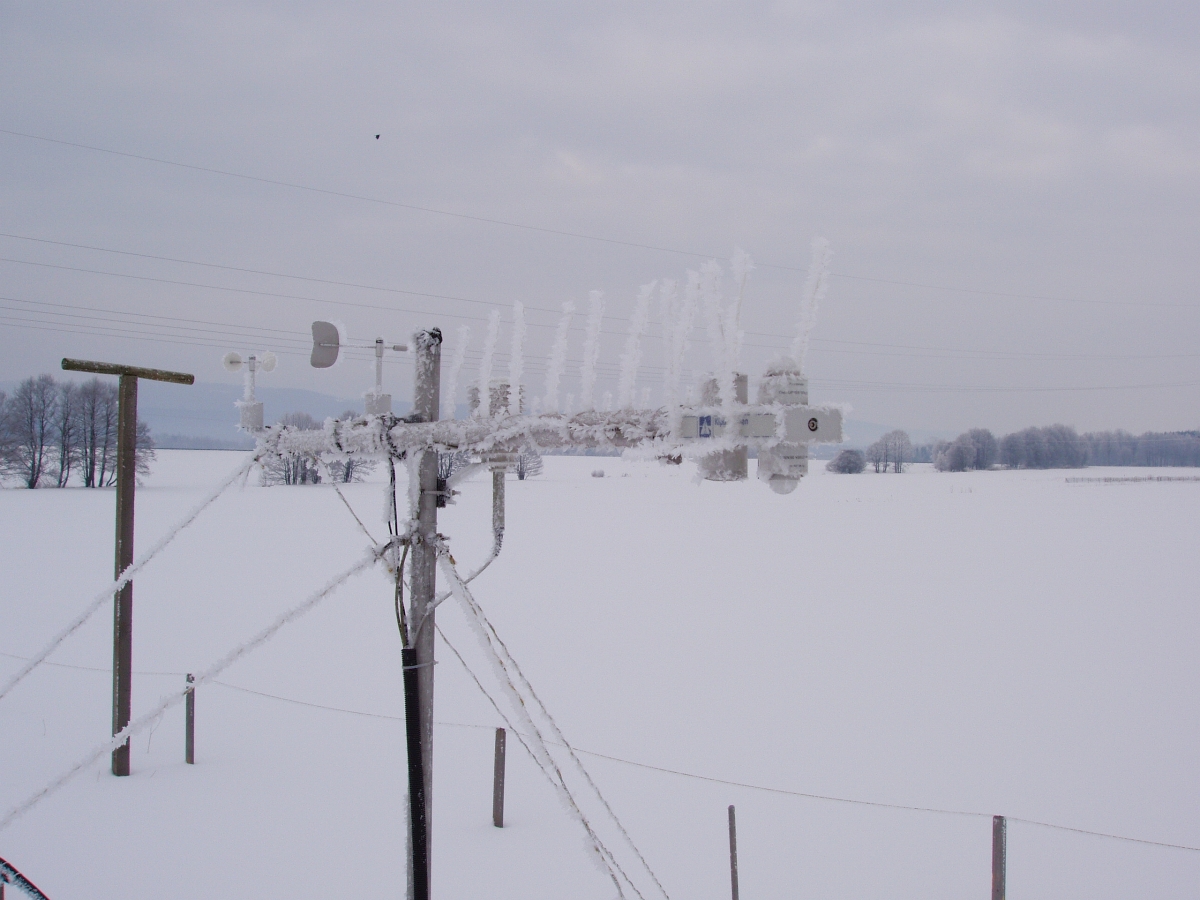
[998,425,1087,469]
[999,432,1023,468]
[515,445,543,480]
[53,381,80,487]
[4,375,59,488]
[72,378,152,487]
[261,412,323,485]
[966,428,997,469]
[880,430,912,473]
[865,439,887,473]
[933,434,975,471]
[78,378,118,487]
[826,448,865,473]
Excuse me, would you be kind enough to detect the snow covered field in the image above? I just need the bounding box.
[2,451,1199,899]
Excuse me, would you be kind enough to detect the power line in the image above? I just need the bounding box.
[0,130,745,266]
[1,134,1186,309]
[5,312,1195,397]
[5,252,1195,367]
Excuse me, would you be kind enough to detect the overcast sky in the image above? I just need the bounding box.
[2,2,1197,435]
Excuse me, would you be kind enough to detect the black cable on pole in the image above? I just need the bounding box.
[402,647,430,900]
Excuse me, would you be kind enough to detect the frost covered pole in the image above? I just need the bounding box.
[407,329,441,900]
[61,358,194,777]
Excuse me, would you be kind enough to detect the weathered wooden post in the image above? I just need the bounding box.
[405,329,441,900]
[492,727,507,827]
[992,815,1006,900]
[61,359,194,776]
[185,673,195,765]
[728,805,739,900]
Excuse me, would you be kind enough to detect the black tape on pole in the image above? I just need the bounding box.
[403,647,429,900]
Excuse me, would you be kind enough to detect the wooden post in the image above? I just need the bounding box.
[492,727,506,827]
[992,815,1006,900]
[111,373,137,776]
[185,674,195,764]
[405,330,441,900]
[728,805,739,900]
[61,359,193,778]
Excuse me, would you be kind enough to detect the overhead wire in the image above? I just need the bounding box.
[1,130,1193,309]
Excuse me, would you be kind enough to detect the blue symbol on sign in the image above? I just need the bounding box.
[698,415,713,438]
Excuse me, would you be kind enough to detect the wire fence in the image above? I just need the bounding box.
[5,643,1197,857]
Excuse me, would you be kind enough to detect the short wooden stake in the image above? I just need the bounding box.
[492,727,507,827]
[185,674,195,765]
[992,815,1006,900]
[728,804,739,900]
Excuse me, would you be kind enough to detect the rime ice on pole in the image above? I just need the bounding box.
[543,299,575,413]
[579,290,604,411]
[476,310,501,418]
[617,281,655,409]
[790,237,832,372]
[443,325,471,420]
[507,301,526,416]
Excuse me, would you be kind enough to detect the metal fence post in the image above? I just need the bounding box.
[992,815,1006,900]
[492,727,507,827]
[185,674,195,765]
[728,805,739,900]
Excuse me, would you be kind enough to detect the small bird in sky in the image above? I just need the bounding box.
[375,134,380,139]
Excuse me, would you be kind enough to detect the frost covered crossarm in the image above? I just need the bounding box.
[260,408,671,459]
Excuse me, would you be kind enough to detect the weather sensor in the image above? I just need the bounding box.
[310,321,408,415]
[223,350,276,431]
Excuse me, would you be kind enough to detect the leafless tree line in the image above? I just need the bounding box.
[0,374,153,489]
[931,424,1200,471]
[259,411,377,485]
[865,430,913,473]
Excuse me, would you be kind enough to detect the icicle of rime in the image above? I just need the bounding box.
[507,301,525,415]
[699,260,737,409]
[442,325,471,420]
[476,309,501,417]
[790,237,832,371]
[579,290,604,411]
[543,299,575,413]
[406,454,421,523]
[730,247,755,332]
[617,281,655,409]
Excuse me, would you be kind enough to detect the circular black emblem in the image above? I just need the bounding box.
[808,417,819,432]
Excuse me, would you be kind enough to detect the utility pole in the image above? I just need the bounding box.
[407,329,441,900]
[295,320,844,900]
[61,359,193,776]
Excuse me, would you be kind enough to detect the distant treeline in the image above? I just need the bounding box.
[831,424,1200,474]
[0,374,154,489]
[915,425,1200,471]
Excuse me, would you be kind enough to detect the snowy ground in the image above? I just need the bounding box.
[2,451,1199,899]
